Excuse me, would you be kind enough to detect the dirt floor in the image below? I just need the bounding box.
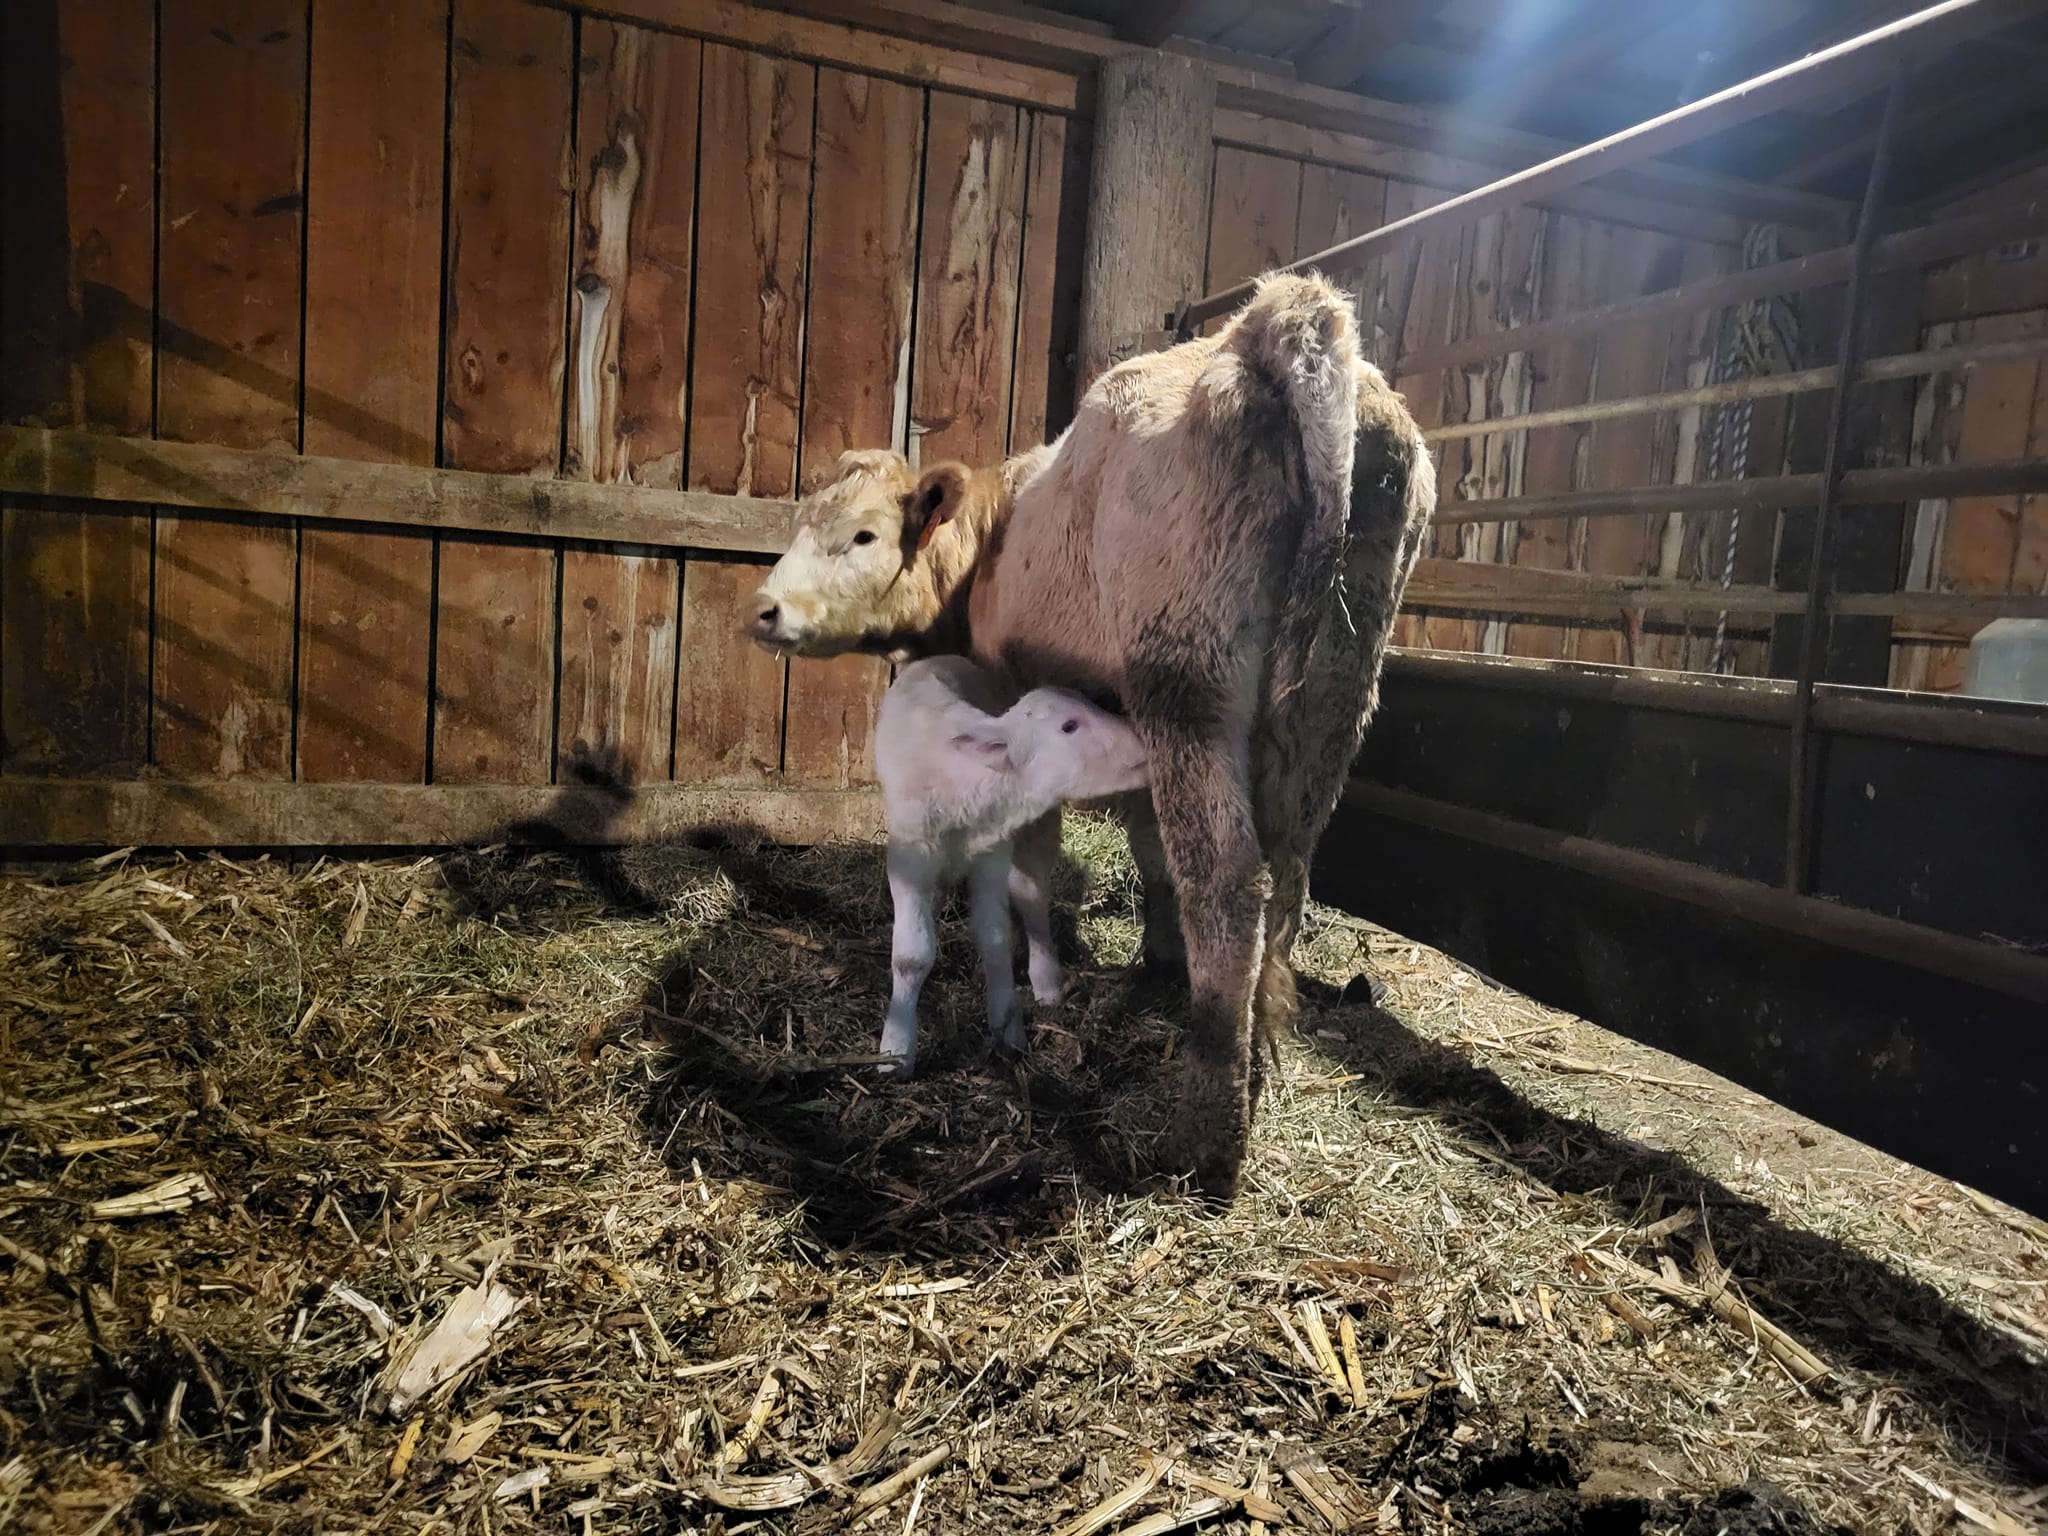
[2,819,2046,1536]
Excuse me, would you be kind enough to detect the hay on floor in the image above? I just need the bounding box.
[1,819,2044,1536]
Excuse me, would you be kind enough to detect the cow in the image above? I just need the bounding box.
[749,272,1435,1199]
[874,655,1151,1080]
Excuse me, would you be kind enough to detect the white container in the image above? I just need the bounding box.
[1963,618,2048,705]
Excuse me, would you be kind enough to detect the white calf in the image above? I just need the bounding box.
[874,656,1150,1077]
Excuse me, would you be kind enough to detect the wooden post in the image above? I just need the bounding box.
[1075,51,1215,395]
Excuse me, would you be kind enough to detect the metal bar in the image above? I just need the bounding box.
[1785,69,1910,896]
[1422,333,2048,445]
[1383,650,2048,759]
[1393,201,2048,380]
[1430,454,2048,526]
[1343,780,2048,1007]
[1178,0,2018,331]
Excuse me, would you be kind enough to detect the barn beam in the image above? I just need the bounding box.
[1452,0,1677,128]
[1294,0,1443,90]
[1075,51,1216,395]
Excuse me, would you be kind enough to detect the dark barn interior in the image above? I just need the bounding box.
[2,1,2047,1532]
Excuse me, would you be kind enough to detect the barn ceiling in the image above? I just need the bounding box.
[954,0,2048,209]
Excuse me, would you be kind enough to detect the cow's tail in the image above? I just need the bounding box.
[1227,270,1362,707]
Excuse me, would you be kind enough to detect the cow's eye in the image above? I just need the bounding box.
[852,530,877,546]
[1061,719,1080,735]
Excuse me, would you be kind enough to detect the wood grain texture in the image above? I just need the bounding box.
[1381,179,1461,650]
[1,1,156,779]
[2,427,799,552]
[2,778,883,850]
[298,0,447,783]
[1,0,156,433]
[569,22,701,489]
[153,0,306,780]
[1293,161,1387,322]
[689,43,813,499]
[444,0,575,475]
[673,559,786,786]
[912,92,1028,467]
[683,44,815,784]
[557,545,679,783]
[1575,228,1687,665]
[438,0,575,784]
[1505,213,1603,661]
[1011,110,1090,450]
[1201,146,1300,337]
[1,501,152,776]
[783,67,922,788]
[434,538,558,783]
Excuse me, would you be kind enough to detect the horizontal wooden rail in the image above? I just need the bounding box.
[0,428,797,555]
[1344,779,2048,1006]
[1405,557,2048,632]
[1384,649,2048,758]
[0,781,883,850]
[1392,199,2048,380]
[1431,456,2048,527]
[1181,0,2027,328]
[1421,333,2048,445]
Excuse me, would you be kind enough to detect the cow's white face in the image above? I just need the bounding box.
[750,451,920,657]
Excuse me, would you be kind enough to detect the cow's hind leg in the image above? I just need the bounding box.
[1138,719,1267,1202]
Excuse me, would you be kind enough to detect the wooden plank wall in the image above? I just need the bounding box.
[0,0,1089,822]
[1201,141,1778,673]
[1892,240,2048,694]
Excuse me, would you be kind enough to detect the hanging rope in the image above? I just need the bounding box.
[1707,224,1804,673]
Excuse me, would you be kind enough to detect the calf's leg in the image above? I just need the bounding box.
[968,843,1026,1055]
[881,841,941,1077]
[1008,810,1064,1007]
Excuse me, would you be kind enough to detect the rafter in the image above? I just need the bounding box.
[1294,0,1444,91]
[1117,0,1193,46]
[1454,0,1678,128]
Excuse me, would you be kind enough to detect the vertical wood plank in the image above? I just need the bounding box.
[912,91,1028,469]
[558,546,678,780]
[435,538,559,781]
[783,67,922,789]
[1202,147,1301,337]
[436,0,574,784]
[1293,162,1386,316]
[1010,109,1090,452]
[297,0,447,783]
[569,21,700,489]
[1381,180,1462,650]
[560,22,697,783]
[1,1,156,779]
[1,502,153,778]
[1505,213,1604,661]
[153,0,307,779]
[673,559,785,785]
[1575,228,1686,666]
[679,44,814,786]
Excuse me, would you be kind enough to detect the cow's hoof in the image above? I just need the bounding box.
[1161,1074,1248,1204]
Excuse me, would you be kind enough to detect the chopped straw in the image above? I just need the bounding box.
[1,822,2044,1534]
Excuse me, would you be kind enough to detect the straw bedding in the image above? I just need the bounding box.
[2,818,2044,1535]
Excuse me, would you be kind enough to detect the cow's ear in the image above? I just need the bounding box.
[904,464,972,552]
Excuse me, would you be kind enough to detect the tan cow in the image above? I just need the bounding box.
[750,272,1434,1199]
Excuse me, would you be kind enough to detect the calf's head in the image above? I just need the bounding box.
[750,451,1004,657]
[953,689,1150,814]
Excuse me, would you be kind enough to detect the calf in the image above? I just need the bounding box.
[876,656,1149,1078]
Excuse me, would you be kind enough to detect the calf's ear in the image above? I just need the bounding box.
[904,464,973,552]
[949,728,1012,772]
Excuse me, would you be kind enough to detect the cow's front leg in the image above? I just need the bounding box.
[881,841,941,1078]
[967,843,1026,1056]
[1009,809,1064,1007]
